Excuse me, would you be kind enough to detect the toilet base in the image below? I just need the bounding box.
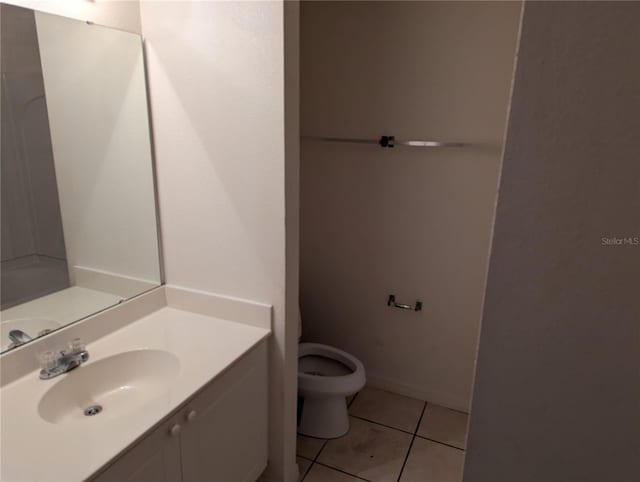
[298,395,349,439]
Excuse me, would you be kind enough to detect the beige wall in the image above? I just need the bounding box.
[2,0,141,33]
[139,2,296,480]
[300,1,521,411]
[464,2,640,481]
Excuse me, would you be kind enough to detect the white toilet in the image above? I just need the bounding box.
[297,312,366,439]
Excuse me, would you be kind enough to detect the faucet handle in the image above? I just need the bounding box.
[68,338,85,353]
[38,350,57,371]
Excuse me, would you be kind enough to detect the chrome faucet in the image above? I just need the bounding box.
[8,329,33,349]
[38,338,89,380]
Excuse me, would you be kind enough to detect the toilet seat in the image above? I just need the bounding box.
[298,343,366,398]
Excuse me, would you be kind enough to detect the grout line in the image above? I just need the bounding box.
[300,458,313,481]
[349,414,417,436]
[301,437,329,481]
[299,394,355,482]
[313,439,329,462]
[303,395,364,481]
[414,402,428,436]
[396,402,427,482]
[313,461,372,481]
[415,435,465,451]
[350,411,466,453]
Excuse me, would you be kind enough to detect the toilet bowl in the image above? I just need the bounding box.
[298,342,366,438]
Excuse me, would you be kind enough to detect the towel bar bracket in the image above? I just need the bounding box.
[387,294,423,312]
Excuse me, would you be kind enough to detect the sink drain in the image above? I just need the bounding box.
[84,404,103,416]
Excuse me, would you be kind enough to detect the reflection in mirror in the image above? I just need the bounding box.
[1,5,162,353]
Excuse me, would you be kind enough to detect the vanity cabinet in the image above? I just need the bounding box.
[91,342,268,482]
[88,416,182,482]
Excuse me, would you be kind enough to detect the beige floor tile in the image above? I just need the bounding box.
[304,464,362,482]
[400,437,464,482]
[349,387,425,433]
[417,404,469,449]
[318,416,412,482]
[297,457,313,481]
[297,434,326,459]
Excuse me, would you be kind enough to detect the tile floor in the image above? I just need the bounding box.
[297,387,469,482]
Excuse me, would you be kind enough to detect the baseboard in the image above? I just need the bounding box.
[366,373,471,413]
[73,266,158,298]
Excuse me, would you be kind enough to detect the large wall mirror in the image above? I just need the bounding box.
[1,4,161,353]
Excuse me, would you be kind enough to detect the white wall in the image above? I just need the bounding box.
[464,2,640,481]
[139,2,296,480]
[2,0,141,34]
[36,12,160,287]
[300,1,521,411]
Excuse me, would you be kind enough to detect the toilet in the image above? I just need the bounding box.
[297,312,366,439]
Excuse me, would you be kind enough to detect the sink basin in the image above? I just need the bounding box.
[0,318,60,351]
[38,349,180,424]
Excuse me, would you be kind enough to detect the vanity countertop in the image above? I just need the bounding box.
[0,306,270,482]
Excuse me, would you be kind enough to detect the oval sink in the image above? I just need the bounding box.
[38,349,180,424]
[1,318,60,351]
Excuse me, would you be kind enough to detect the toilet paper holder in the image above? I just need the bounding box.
[387,294,422,312]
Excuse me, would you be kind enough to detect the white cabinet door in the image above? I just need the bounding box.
[180,343,268,482]
[90,417,182,482]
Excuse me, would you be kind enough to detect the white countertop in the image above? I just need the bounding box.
[0,306,270,482]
